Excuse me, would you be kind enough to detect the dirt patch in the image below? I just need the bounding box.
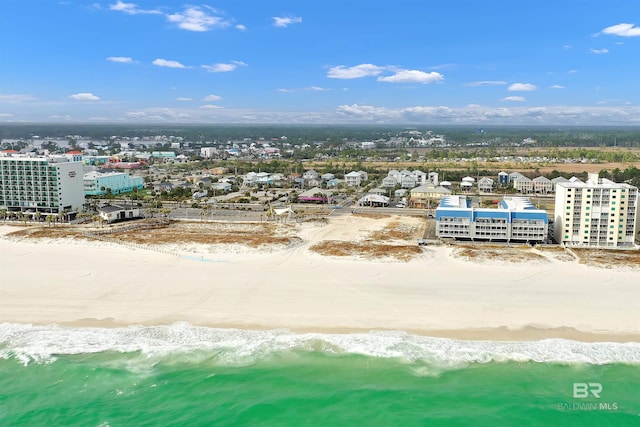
[5,226,86,239]
[309,240,423,261]
[537,246,577,262]
[369,220,422,241]
[353,212,390,220]
[572,248,640,269]
[109,222,297,248]
[451,244,548,264]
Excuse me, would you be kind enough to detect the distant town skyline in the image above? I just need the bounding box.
[2,1,640,125]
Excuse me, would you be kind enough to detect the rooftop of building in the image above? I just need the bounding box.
[557,173,636,190]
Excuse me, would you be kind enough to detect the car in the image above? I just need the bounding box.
[396,203,406,208]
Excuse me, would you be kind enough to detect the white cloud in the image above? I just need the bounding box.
[463,80,507,87]
[106,56,134,63]
[568,69,578,74]
[202,95,222,102]
[200,104,223,109]
[327,64,385,79]
[0,94,37,102]
[152,58,187,68]
[236,24,247,31]
[126,111,147,118]
[550,85,565,89]
[277,86,329,93]
[601,23,640,37]
[69,93,100,101]
[336,104,396,119]
[589,48,609,54]
[22,102,640,125]
[167,6,230,32]
[597,99,631,106]
[0,113,14,117]
[377,70,444,84]
[201,61,247,72]
[109,1,161,15]
[273,16,302,28]
[508,83,537,91]
[502,96,526,102]
[175,97,193,101]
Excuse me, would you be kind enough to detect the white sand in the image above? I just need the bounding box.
[1,217,639,341]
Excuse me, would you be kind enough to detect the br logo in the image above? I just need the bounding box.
[573,383,602,398]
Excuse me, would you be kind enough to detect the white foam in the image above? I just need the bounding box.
[1,322,639,368]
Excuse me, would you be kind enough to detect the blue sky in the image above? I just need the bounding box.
[2,0,640,125]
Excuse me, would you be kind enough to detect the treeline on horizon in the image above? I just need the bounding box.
[2,124,640,148]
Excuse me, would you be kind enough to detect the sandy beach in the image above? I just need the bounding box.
[1,215,639,342]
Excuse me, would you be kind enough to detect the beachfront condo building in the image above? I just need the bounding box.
[0,154,84,214]
[83,171,145,196]
[553,173,639,248]
[436,195,548,243]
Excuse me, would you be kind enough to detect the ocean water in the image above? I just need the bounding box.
[1,323,640,426]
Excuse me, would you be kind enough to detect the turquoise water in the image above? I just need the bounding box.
[2,323,640,426]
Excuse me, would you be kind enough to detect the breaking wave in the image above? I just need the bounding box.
[2,322,640,369]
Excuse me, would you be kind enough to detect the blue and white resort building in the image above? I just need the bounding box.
[436,195,548,243]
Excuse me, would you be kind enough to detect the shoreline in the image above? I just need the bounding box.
[2,216,640,344]
[50,319,640,343]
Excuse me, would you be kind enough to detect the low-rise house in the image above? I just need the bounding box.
[394,188,408,198]
[388,169,401,182]
[345,171,363,187]
[98,204,143,224]
[400,175,417,189]
[381,176,398,188]
[498,171,510,186]
[428,172,439,186]
[303,169,319,180]
[201,147,218,158]
[478,177,494,193]
[460,180,474,192]
[409,184,452,208]
[153,182,174,193]
[211,182,232,193]
[297,187,333,203]
[412,170,427,186]
[326,178,343,188]
[508,172,526,184]
[533,176,552,194]
[513,175,533,193]
[358,193,389,207]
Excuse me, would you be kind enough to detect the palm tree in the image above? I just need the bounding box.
[0,209,6,222]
